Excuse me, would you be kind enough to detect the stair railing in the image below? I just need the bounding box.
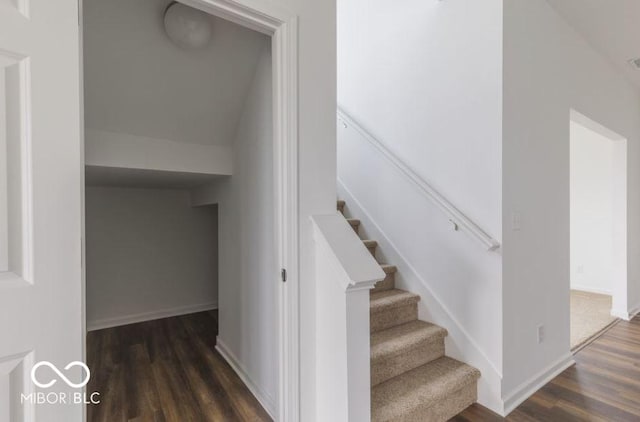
[337,109,500,252]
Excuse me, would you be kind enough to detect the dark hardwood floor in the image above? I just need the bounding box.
[86,311,272,422]
[453,315,640,421]
[88,312,640,421]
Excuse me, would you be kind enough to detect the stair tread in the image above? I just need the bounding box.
[338,199,480,419]
[371,356,480,419]
[371,320,447,360]
[370,289,420,313]
[380,264,397,274]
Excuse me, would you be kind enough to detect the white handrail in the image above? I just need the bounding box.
[337,108,501,252]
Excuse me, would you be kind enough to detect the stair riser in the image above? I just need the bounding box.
[374,382,477,422]
[367,245,376,257]
[372,272,395,293]
[339,198,480,421]
[371,337,445,386]
[371,304,417,333]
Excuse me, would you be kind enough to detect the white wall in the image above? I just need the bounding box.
[248,1,337,419]
[570,121,615,295]
[337,119,504,412]
[214,43,278,415]
[85,130,233,176]
[338,0,503,240]
[502,0,640,410]
[83,0,267,147]
[337,0,504,413]
[85,186,218,330]
[339,0,640,415]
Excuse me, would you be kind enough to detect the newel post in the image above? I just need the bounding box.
[311,214,385,422]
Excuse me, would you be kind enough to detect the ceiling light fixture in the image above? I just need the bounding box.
[163,2,213,50]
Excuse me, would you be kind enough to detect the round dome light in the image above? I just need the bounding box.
[163,2,213,50]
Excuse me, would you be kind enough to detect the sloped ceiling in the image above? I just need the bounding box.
[546,0,640,90]
[83,0,268,146]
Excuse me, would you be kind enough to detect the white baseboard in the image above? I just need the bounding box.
[215,338,276,418]
[570,285,612,296]
[612,303,640,321]
[502,353,575,416]
[611,308,630,320]
[87,301,218,331]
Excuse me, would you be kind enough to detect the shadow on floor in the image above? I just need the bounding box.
[86,310,272,422]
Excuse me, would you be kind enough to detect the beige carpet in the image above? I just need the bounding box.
[339,199,479,421]
[570,290,617,349]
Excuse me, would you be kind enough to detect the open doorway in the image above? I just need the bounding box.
[569,110,627,351]
[81,0,282,419]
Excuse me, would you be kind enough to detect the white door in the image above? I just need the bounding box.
[0,0,83,421]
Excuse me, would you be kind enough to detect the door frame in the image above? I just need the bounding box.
[80,1,300,420]
[569,108,629,325]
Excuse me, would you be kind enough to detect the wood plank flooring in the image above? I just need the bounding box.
[88,312,640,421]
[452,316,640,421]
[86,311,272,422]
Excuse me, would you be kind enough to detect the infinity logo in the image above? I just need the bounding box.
[30,361,91,389]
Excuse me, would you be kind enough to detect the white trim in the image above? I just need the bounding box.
[571,109,625,141]
[611,308,631,320]
[18,57,34,283]
[311,213,379,421]
[216,338,276,418]
[0,65,6,274]
[337,108,500,252]
[79,2,88,420]
[0,350,35,422]
[310,214,385,290]
[86,302,218,331]
[21,351,35,422]
[570,285,612,296]
[502,353,575,416]
[570,108,628,340]
[0,55,34,285]
[272,15,300,422]
[611,303,640,321]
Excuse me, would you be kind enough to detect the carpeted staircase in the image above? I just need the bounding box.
[337,199,481,422]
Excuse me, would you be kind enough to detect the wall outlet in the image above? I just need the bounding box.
[537,325,545,344]
[577,265,584,274]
